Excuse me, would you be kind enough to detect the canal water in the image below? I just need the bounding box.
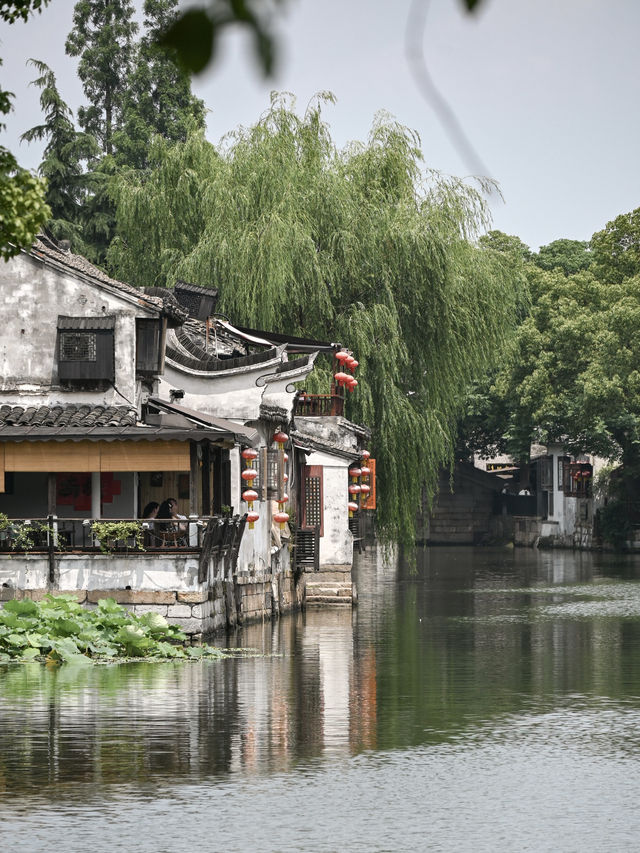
[2,546,640,852]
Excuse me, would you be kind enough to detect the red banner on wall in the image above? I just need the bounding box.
[360,458,376,510]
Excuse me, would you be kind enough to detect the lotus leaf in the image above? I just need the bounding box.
[138,612,169,635]
[3,599,38,616]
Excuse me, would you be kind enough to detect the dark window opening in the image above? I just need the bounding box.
[60,331,97,362]
[57,315,115,383]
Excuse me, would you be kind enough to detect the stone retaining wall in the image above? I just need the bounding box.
[0,553,305,637]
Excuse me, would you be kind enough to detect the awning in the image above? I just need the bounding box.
[147,398,260,446]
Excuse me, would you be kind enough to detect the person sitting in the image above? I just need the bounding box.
[141,501,159,546]
[142,501,159,521]
[156,498,187,543]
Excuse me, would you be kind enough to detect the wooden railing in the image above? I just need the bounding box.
[295,393,344,417]
[0,515,242,554]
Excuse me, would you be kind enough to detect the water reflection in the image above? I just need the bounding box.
[3,545,640,847]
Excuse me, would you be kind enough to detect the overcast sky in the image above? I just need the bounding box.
[1,0,638,250]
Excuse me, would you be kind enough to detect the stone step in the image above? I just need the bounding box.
[306,586,352,597]
[306,594,353,605]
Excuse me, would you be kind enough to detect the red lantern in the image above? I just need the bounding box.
[247,511,259,530]
[273,430,288,446]
[334,371,350,387]
[345,355,356,371]
[277,493,289,505]
[360,483,371,496]
[361,449,370,461]
[349,467,362,481]
[361,465,371,479]
[348,483,361,495]
[347,378,358,393]
[283,452,289,462]
[242,468,258,482]
[283,473,289,482]
[335,350,349,364]
[241,447,258,464]
[274,510,289,530]
[348,501,359,518]
[242,489,258,509]
[349,359,359,372]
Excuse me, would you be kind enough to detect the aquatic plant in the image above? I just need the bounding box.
[0,594,224,664]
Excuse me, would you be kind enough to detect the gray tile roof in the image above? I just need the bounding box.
[0,404,138,429]
[30,236,150,300]
[28,237,188,326]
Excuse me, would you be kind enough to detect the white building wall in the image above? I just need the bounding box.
[0,252,157,408]
[305,448,353,568]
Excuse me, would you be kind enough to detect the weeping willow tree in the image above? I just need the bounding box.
[109,93,520,544]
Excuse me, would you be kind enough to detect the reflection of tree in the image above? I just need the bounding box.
[373,549,640,751]
[4,549,638,800]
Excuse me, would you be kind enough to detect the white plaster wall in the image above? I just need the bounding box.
[545,444,567,534]
[0,555,47,589]
[0,553,204,592]
[57,554,203,592]
[161,357,315,424]
[295,416,361,453]
[237,508,272,575]
[305,448,353,568]
[0,252,156,406]
[160,365,268,422]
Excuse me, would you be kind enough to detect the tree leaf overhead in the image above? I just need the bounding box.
[110,95,520,543]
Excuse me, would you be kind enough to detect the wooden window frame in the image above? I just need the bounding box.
[302,464,324,537]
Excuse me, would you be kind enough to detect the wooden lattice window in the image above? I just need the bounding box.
[60,331,97,362]
[302,465,324,536]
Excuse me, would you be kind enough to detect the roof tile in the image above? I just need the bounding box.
[0,404,138,429]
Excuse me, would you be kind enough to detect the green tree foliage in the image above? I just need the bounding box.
[0,62,49,259]
[114,0,206,170]
[65,0,138,156]
[0,0,48,23]
[479,229,532,262]
[0,3,52,258]
[0,144,50,259]
[590,207,640,284]
[109,96,520,543]
[466,259,640,479]
[20,59,99,248]
[534,238,591,276]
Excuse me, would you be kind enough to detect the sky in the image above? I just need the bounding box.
[1,0,639,250]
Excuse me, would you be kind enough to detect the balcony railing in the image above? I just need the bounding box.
[0,515,241,554]
[295,393,344,417]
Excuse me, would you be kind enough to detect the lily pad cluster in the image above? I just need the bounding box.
[0,594,225,665]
